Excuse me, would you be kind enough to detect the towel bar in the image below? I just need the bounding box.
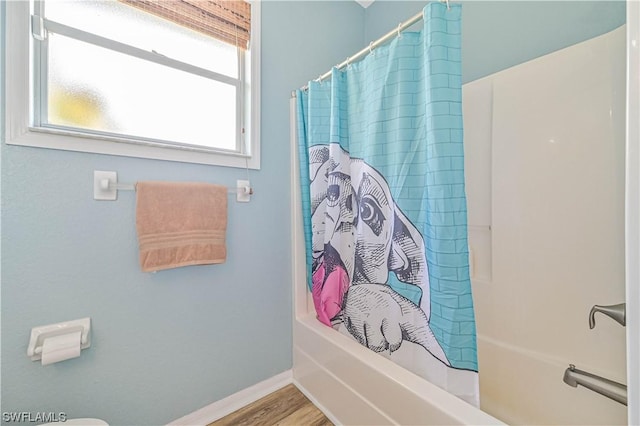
[93,170,253,202]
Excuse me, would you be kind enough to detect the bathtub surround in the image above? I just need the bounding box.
[0,1,625,425]
[292,23,627,426]
[467,25,627,424]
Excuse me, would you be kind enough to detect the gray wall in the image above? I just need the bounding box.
[0,1,626,425]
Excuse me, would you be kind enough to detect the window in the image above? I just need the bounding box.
[3,0,260,168]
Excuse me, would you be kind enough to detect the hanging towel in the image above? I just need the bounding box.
[135,181,227,272]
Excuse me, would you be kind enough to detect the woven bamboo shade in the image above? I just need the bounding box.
[119,0,251,50]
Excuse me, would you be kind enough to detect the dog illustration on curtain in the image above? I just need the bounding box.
[309,143,450,366]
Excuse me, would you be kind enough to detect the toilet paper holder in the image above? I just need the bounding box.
[27,317,91,361]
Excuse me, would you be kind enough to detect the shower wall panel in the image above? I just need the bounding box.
[464,25,627,425]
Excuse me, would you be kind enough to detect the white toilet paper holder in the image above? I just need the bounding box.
[27,317,91,361]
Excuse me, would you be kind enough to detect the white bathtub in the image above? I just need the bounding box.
[292,314,503,425]
[289,25,632,426]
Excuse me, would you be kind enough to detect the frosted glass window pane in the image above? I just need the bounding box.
[47,34,237,150]
[45,0,238,78]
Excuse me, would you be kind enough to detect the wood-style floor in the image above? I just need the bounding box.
[208,384,333,426]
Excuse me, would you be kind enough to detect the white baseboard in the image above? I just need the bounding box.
[168,370,293,426]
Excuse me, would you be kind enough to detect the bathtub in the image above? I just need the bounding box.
[289,189,502,425]
[292,315,502,425]
[290,24,630,425]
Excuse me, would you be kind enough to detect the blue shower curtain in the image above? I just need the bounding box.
[296,2,478,405]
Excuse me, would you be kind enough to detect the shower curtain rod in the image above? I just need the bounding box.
[295,0,450,94]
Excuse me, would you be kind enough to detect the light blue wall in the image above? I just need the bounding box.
[365,1,626,83]
[0,1,627,425]
[0,2,363,425]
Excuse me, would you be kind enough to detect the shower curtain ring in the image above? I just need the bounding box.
[369,41,374,54]
[397,23,402,38]
[346,56,351,69]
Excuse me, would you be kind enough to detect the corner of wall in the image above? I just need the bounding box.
[1,0,5,145]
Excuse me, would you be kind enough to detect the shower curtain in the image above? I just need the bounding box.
[296,3,479,405]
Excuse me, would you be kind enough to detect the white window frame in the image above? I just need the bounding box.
[2,0,261,169]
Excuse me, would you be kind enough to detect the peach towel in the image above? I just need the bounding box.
[135,181,227,272]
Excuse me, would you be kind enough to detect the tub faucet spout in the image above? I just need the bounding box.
[589,303,625,329]
[563,364,627,406]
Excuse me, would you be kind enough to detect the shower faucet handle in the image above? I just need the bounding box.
[589,303,626,329]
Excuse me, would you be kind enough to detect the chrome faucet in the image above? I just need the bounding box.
[563,303,627,404]
[563,364,627,405]
[589,303,626,329]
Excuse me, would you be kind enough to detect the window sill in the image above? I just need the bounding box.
[5,127,261,169]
